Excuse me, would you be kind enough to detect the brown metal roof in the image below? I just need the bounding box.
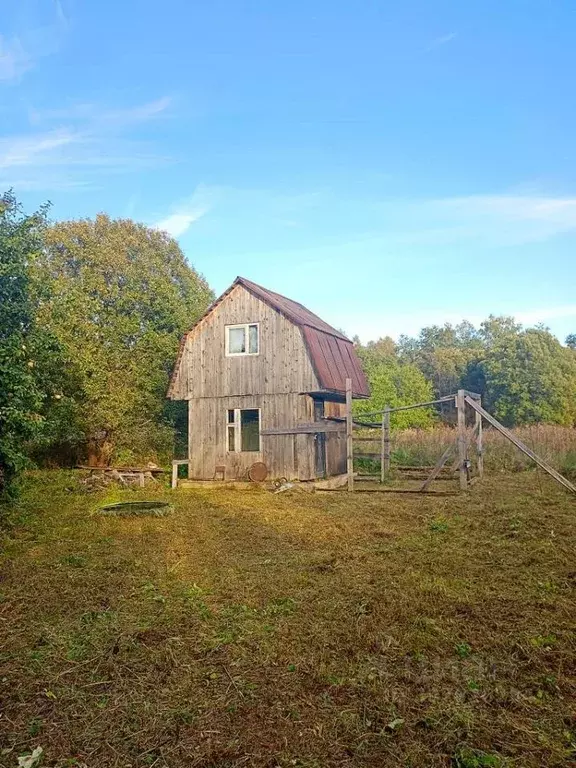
[236,278,369,398]
[167,277,370,399]
[236,277,349,340]
[300,326,369,397]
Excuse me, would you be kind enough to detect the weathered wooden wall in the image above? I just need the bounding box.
[324,400,347,476]
[188,393,316,480]
[171,284,319,399]
[173,283,347,481]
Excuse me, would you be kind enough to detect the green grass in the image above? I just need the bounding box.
[0,470,575,767]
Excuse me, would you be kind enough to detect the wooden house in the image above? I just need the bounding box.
[168,277,369,481]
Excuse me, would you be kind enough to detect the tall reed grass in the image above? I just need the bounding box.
[355,424,576,478]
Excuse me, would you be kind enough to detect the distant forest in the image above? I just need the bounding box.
[2,192,575,500]
[353,319,576,430]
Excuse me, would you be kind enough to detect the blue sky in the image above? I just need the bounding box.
[2,0,576,343]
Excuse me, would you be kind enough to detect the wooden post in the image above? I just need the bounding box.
[381,407,390,482]
[475,404,484,478]
[346,378,354,492]
[456,389,468,491]
[465,396,576,495]
[171,461,178,490]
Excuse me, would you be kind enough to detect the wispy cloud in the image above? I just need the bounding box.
[0,35,32,81]
[28,96,172,129]
[338,304,576,344]
[0,1,67,83]
[154,185,214,237]
[395,194,576,247]
[0,97,172,190]
[424,32,458,53]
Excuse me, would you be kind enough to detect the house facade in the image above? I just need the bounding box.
[168,277,369,481]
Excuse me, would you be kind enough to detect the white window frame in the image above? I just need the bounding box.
[227,407,261,453]
[225,323,260,357]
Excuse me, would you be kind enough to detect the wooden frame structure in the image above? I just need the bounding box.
[340,383,575,495]
[263,380,576,495]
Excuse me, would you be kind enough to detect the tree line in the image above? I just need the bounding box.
[1,193,212,500]
[354,318,576,429]
[1,192,575,500]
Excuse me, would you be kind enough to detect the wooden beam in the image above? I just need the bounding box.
[76,465,167,474]
[475,404,484,479]
[381,407,391,482]
[346,378,354,492]
[260,421,345,436]
[172,459,191,489]
[420,442,455,492]
[356,395,456,418]
[449,421,480,474]
[317,487,459,496]
[464,396,576,495]
[456,390,469,491]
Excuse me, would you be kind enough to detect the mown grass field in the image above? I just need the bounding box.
[1,470,575,767]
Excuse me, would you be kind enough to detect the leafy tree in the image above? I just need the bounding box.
[479,315,521,344]
[0,193,48,499]
[354,343,435,429]
[566,333,576,350]
[35,215,213,464]
[482,328,576,426]
[398,322,483,397]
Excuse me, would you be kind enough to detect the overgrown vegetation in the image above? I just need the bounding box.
[36,214,213,465]
[2,190,576,498]
[355,424,576,477]
[1,471,574,766]
[0,194,49,500]
[354,318,576,430]
[1,193,212,485]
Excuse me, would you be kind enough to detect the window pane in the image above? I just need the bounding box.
[248,324,259,354]
[228,425,235,452]
[240,409,260,451]
[227,409,235,424]
[228,327,246,354]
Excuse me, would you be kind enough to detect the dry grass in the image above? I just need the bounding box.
[357,425,576,478]
[1,470,575,767]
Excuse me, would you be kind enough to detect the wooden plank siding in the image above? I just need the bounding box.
[175,284,324,480]
[188,393,316,480]
[171,284,319,399]
[324,400,347,476]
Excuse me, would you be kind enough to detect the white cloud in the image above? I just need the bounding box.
[514,305,576,325]
[0,2,67,83]
[0,129,81,168]
[381,193,576,248]
[0,35,32,81]
[155,185,214,237]
[337,304,576,344]
[0,97,172,190]
[424,32,458,52]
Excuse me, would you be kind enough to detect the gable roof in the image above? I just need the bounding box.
[236,277,349,340]
[167,276,369,398]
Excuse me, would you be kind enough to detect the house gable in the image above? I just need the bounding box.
[168,282,320,399]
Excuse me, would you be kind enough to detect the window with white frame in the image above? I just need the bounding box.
[227,408,261,452]
[225,323,259,356]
